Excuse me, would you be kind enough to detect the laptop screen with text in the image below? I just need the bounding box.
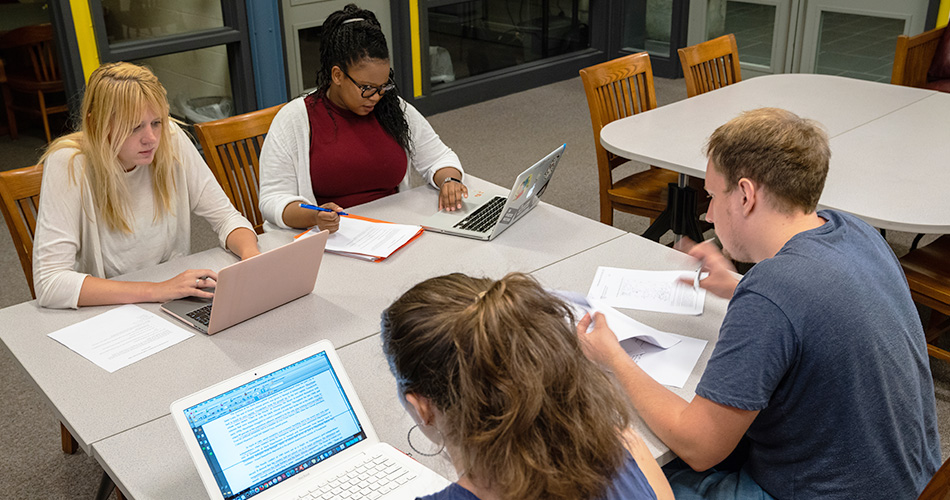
[181,351,367,500]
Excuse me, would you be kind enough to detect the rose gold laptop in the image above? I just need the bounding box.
[161,230,328,335]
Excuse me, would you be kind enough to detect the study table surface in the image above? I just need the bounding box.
[0,176,623,458]
[91,233,730,499]
[600,73,950,234]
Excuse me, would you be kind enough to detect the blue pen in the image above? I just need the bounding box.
[300,203,348,216]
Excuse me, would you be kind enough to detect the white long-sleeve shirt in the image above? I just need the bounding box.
[32,123,254,309]
[258,96,463,231]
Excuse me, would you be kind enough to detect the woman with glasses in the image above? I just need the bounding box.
[259,4,466,233]
[381,272,674,500]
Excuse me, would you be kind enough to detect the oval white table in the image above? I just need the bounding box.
[601,73,950,235]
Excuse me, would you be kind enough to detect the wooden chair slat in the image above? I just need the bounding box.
[678,34,742,98]
[194,103,286,235]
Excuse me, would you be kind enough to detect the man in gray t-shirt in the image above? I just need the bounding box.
[577,108,940,499]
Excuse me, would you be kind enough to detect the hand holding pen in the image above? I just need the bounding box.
[677,237,739,299]
[300,203,347,234]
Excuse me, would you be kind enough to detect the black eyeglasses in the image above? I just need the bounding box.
[343,70,395,98]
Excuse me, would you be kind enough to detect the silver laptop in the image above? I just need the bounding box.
[170,340,450,500]
[161,230,329,335]
[422,144,566,240]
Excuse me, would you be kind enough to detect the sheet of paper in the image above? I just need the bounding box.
[620,333,707,388]
[557,291,680,348]
[588,266,706,315]
[319,216,422,260]
[47,304,194,373]
[557,290,706,388]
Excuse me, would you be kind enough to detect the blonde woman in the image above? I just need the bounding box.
[32,62,260,309]
[381,272,674,500]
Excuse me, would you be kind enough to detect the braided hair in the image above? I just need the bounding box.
[316,4,411,152]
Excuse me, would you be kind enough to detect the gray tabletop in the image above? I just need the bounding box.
[599,73,950,233]
[0,177,624,456]
[92,232,729,499]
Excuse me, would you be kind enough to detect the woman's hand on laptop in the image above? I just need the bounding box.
[435,168,468,212]
[150,269,218,302]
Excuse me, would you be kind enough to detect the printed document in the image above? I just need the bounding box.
[588,266,706,315]
[311,215,423,261]
[48,304,193,373]
[560,291,707,388]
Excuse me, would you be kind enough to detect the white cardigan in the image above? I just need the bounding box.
[258,96,463,231]
[32,124,254,309]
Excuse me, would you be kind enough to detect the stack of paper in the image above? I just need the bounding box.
[558,291,707,388]
[306,215,423,262]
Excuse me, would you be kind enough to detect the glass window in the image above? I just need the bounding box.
[101,0,225,44]
[815,11,904,82]
[296,25,323,93]
[427,0,591,88]
[623,0,671,56]
[707,1,775,68]
[132,45,233,126]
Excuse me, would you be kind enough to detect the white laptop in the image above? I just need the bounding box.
[170,339,450,500]
[161,230,329,335]
[422,144,566,240]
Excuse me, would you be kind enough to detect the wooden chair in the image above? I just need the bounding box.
[0,164,79,454]
[580,52,706,227]
[0,23,68,142]
[678,34,742,98]
[900,235,950,363]
[919,454,950,500]
[892,26,945,89]
[0,164,42,299]
[194,104,285,234]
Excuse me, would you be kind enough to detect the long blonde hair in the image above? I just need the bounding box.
[382,273,633,500]
[40,62,177,233]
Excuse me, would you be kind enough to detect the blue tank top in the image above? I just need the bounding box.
[416,452,656,499]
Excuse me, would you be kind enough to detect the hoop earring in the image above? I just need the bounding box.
[407,423,444,457]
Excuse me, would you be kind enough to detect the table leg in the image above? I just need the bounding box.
[642,175,704,243]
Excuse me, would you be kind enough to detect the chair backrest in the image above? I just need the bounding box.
[892,26,945,88]
[918,454,950,500]
[0,164,43,299]
[0,23,60,83]
[579,52,658,190]
[678,33,742,98]
[194,103,285,234]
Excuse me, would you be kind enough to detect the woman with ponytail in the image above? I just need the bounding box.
[381,272,674,500]
[32,62,260,309]
[259,4,466,233]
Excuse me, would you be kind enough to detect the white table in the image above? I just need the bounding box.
[0,177,628,493]
[600,73,950,234]
[90,231,728,499]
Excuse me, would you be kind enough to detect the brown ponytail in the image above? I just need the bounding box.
[381,272,632,499]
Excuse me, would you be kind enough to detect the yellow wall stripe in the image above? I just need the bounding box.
[938,0,949,28]
[70,0,99,83]
[409,0,422,98]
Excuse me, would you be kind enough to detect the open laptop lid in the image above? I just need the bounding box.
[171,340,381,500]
[421,144,566,240]
[161,230,328,335]
[486,143,565,240]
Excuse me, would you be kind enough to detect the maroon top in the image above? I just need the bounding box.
[304,93,407,208]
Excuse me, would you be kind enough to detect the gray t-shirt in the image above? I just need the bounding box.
[696,210,940,499]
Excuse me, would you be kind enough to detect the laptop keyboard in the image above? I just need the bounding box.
[297,453,416,499]
[453,196,506,233]
[186,304,213,326]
